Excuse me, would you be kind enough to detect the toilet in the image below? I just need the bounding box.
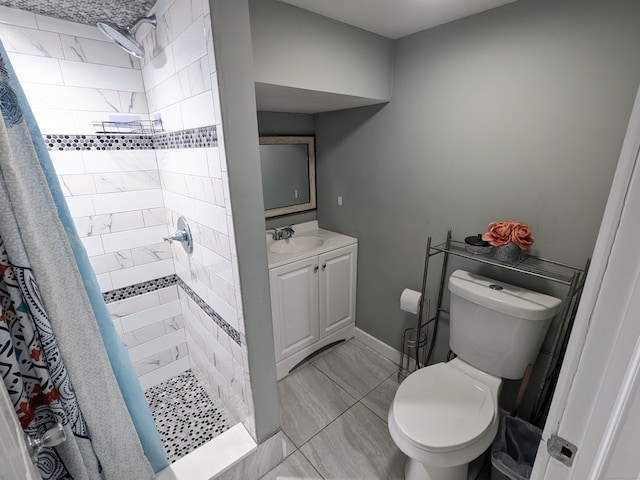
[388,269,562,480]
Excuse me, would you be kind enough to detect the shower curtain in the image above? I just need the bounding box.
[0,41,166,479]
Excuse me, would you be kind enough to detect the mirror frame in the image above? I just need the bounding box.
[259,136,316,218]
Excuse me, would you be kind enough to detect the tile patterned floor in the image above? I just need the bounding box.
[259,338,492,480]
[145,370,236,463]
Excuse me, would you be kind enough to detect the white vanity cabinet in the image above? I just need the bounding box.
[268,226,357,380]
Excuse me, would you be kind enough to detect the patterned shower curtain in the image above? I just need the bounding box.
[0,41,162,479]
[0,236,101,479]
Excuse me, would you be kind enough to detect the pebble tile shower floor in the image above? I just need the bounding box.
[145,370,236,463]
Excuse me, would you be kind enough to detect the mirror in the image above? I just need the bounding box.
[259,136,316,218]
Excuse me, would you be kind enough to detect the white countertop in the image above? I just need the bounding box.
[266,221,357,269]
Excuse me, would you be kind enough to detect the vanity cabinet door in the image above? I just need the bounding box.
[269,256,320,362]
[319,244,357,338]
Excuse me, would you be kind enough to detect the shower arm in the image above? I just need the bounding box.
[129,15,157,35]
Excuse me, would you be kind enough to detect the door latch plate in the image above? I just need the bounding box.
[547,433,577,467]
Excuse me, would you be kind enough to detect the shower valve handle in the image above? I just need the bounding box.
[164,230,187,244]
[163,216,194,254]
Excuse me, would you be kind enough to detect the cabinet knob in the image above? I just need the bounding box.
[322,264,327,271]
[314,265,319,273]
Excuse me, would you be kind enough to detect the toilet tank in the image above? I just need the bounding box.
[448,269,562,380]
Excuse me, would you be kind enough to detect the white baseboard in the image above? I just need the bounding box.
[354,327,416,369]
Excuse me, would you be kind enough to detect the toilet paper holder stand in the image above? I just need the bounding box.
[398,296,431,382]
[398,236,435,382]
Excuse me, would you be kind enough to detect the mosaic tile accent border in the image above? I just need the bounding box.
[45,134,155,151]
[103,274,241,346]
[103,275,178,303]
[43,126,217,151]
[153,126,218,150]
[175,277,242,346]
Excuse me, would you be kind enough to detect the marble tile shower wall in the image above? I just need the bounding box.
[140,0,253,427]
[139,0,217,134]
[0,5,148,134]
[107,284,188,391]
[52,149,173,292]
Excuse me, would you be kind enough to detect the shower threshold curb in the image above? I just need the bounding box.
[155,423,256,480]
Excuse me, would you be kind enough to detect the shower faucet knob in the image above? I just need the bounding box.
[164,230,187,244]
[163,216,194,254]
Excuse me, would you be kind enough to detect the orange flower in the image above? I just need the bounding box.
[511,223,534,250]
[482,220,535,250]
[482,221,513,247]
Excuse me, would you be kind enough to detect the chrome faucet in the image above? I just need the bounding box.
[269,226,295,240]
[269,229,281,240]
[281,226,295,239]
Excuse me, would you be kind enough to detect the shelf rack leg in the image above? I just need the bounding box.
[435,231,452,318]
[531,262,587,425]
[531,272,577,423]
[398,235,435,381]
[414,236,432,369]
[425,231,452,365]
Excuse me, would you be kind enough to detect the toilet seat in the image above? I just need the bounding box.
[390,362,496,453]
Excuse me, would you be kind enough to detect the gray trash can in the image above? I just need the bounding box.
[491,416,542,480]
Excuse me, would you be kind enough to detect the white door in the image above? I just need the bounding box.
[269,256,320,362]
[319,244,357,337]
[0,382,42,480]
[531,83,640,479]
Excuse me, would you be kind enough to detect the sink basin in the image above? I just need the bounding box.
[268,236,325,255]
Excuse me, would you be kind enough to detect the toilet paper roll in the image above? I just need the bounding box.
[400,288,422,314]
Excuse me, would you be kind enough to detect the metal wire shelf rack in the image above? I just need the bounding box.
[429,239,581,285]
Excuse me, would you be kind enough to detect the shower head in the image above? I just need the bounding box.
[97,14,157,59]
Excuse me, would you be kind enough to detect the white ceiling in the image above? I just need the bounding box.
[278,0,519,39]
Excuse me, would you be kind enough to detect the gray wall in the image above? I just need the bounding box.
[258,111,315,136]
[249,0,394,101]
[314,0,640,413]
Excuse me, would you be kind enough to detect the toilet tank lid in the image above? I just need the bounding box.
[448,270,562,321]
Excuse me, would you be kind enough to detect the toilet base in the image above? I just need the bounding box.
[404,452,487,480]
[405,458,467,480]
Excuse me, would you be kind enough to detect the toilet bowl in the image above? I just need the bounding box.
[388,358,501,480]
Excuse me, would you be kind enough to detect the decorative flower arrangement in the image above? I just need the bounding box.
[482,220,534,250]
